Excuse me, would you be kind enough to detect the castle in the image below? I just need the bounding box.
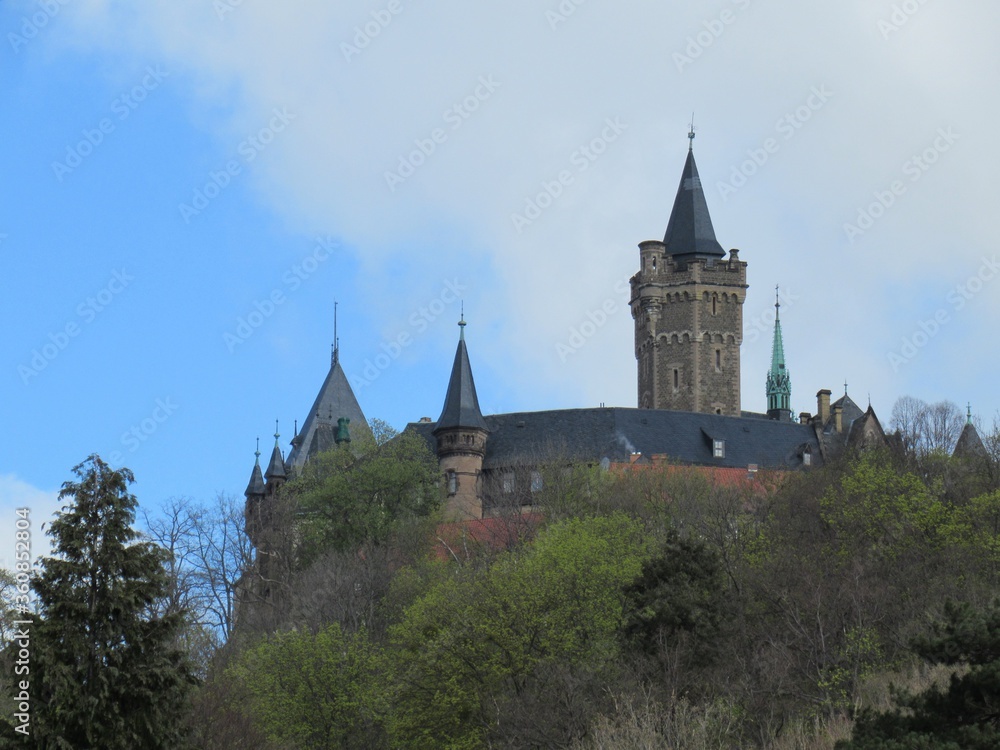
[243,134,964,522]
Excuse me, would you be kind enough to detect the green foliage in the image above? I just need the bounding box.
[388,513,649,748]
[20,456,195,749]
[820,451,950,560]
[291,430,439,563]
[839,600,1000,749]
[622,528,727,665]
[228,624,386,749]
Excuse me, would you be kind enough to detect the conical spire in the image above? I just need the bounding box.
[662,132,725,261]
[766,286,792,420]
[244,438,266,497]
[434,315,488,433]
[265,421,287,480]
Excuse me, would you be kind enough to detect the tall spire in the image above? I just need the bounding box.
[435,316,487,432]
[766,286,792,421]
[265,420,287,480]
[663,128,725,261]
[244,439,266,497]
[332,300,339,366]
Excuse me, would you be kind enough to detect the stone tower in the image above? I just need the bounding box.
[433,318,488,519]
[630,134,747,416]
[766,287,792,421]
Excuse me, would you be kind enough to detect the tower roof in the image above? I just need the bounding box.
[434,319,488,433]
[663,147,725,260]
[287,355,370,467]
[954,421,987,458]
[265,426,287,480]
[244,444,266,497]
[766,288,791,418]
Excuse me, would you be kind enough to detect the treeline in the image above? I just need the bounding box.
[4,407,1000,748]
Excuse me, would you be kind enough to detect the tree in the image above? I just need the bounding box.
[26,455,196,749]
[227,624,387,749]
[291,431,439,564]
[839,600,1000,749]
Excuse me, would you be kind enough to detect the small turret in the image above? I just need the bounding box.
[244,440,266,547]
[433,315,489,519]
[265,421,287,485]
[766,286,792,421]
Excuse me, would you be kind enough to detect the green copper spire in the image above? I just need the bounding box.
[766,286,792,421]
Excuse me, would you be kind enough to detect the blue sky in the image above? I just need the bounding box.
[3,0,999,566]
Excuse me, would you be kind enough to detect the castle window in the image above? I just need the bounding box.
[652,255,657,271]
[530,471,543,493]
[673,368,679,390]
[446,471,458,495]
[716,408,722,415]
[713,439,725,458]
[715,349,722,371]
[803,452,812,467]
[502,472,515,494]
[712,295,717,316]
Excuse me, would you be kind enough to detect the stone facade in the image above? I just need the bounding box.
[631,243,747,416]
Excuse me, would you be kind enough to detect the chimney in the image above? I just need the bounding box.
[418,416,432,423]
[833,404,843,433]
[817,390,832,423]
[799,412,811,425]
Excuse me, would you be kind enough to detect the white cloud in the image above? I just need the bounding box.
[0,476,61,573]
[56,0,1000,416]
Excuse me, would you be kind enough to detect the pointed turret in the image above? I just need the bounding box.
[265,423,287,481]
[244,440,266,498]
[662,130,725,261]
[954,404,987,458]
[433,316,489,519]
[766,287,792,422]
[435,317,488,432]
[287,320,371,467]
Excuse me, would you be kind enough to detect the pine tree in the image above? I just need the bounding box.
[27,455,196,749]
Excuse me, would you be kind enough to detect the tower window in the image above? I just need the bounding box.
[652,255,657,271]
[715,349,722,371]
[713,439,725,458]
[712,296,717,316]
[673,369,679,390]
[446,471,458,495]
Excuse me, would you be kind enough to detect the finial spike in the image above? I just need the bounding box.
[332,300,339,365]
[687,113,696,150]
[255,437,261,462]
[458,303,467,341]
[294,419,298,437]
[844,380,848,396]
[774,285,781,317]
[968,402,973,425]
[274,420,280,447]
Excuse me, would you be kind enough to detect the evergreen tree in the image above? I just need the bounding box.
[27,455,195,749]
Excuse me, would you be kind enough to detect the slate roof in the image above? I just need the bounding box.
[434,332,488,433]
[408,407,820,471]
[954,421,987,457]
[287,356,370,467]
[244,457,266,497]
[663,148,725,260]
